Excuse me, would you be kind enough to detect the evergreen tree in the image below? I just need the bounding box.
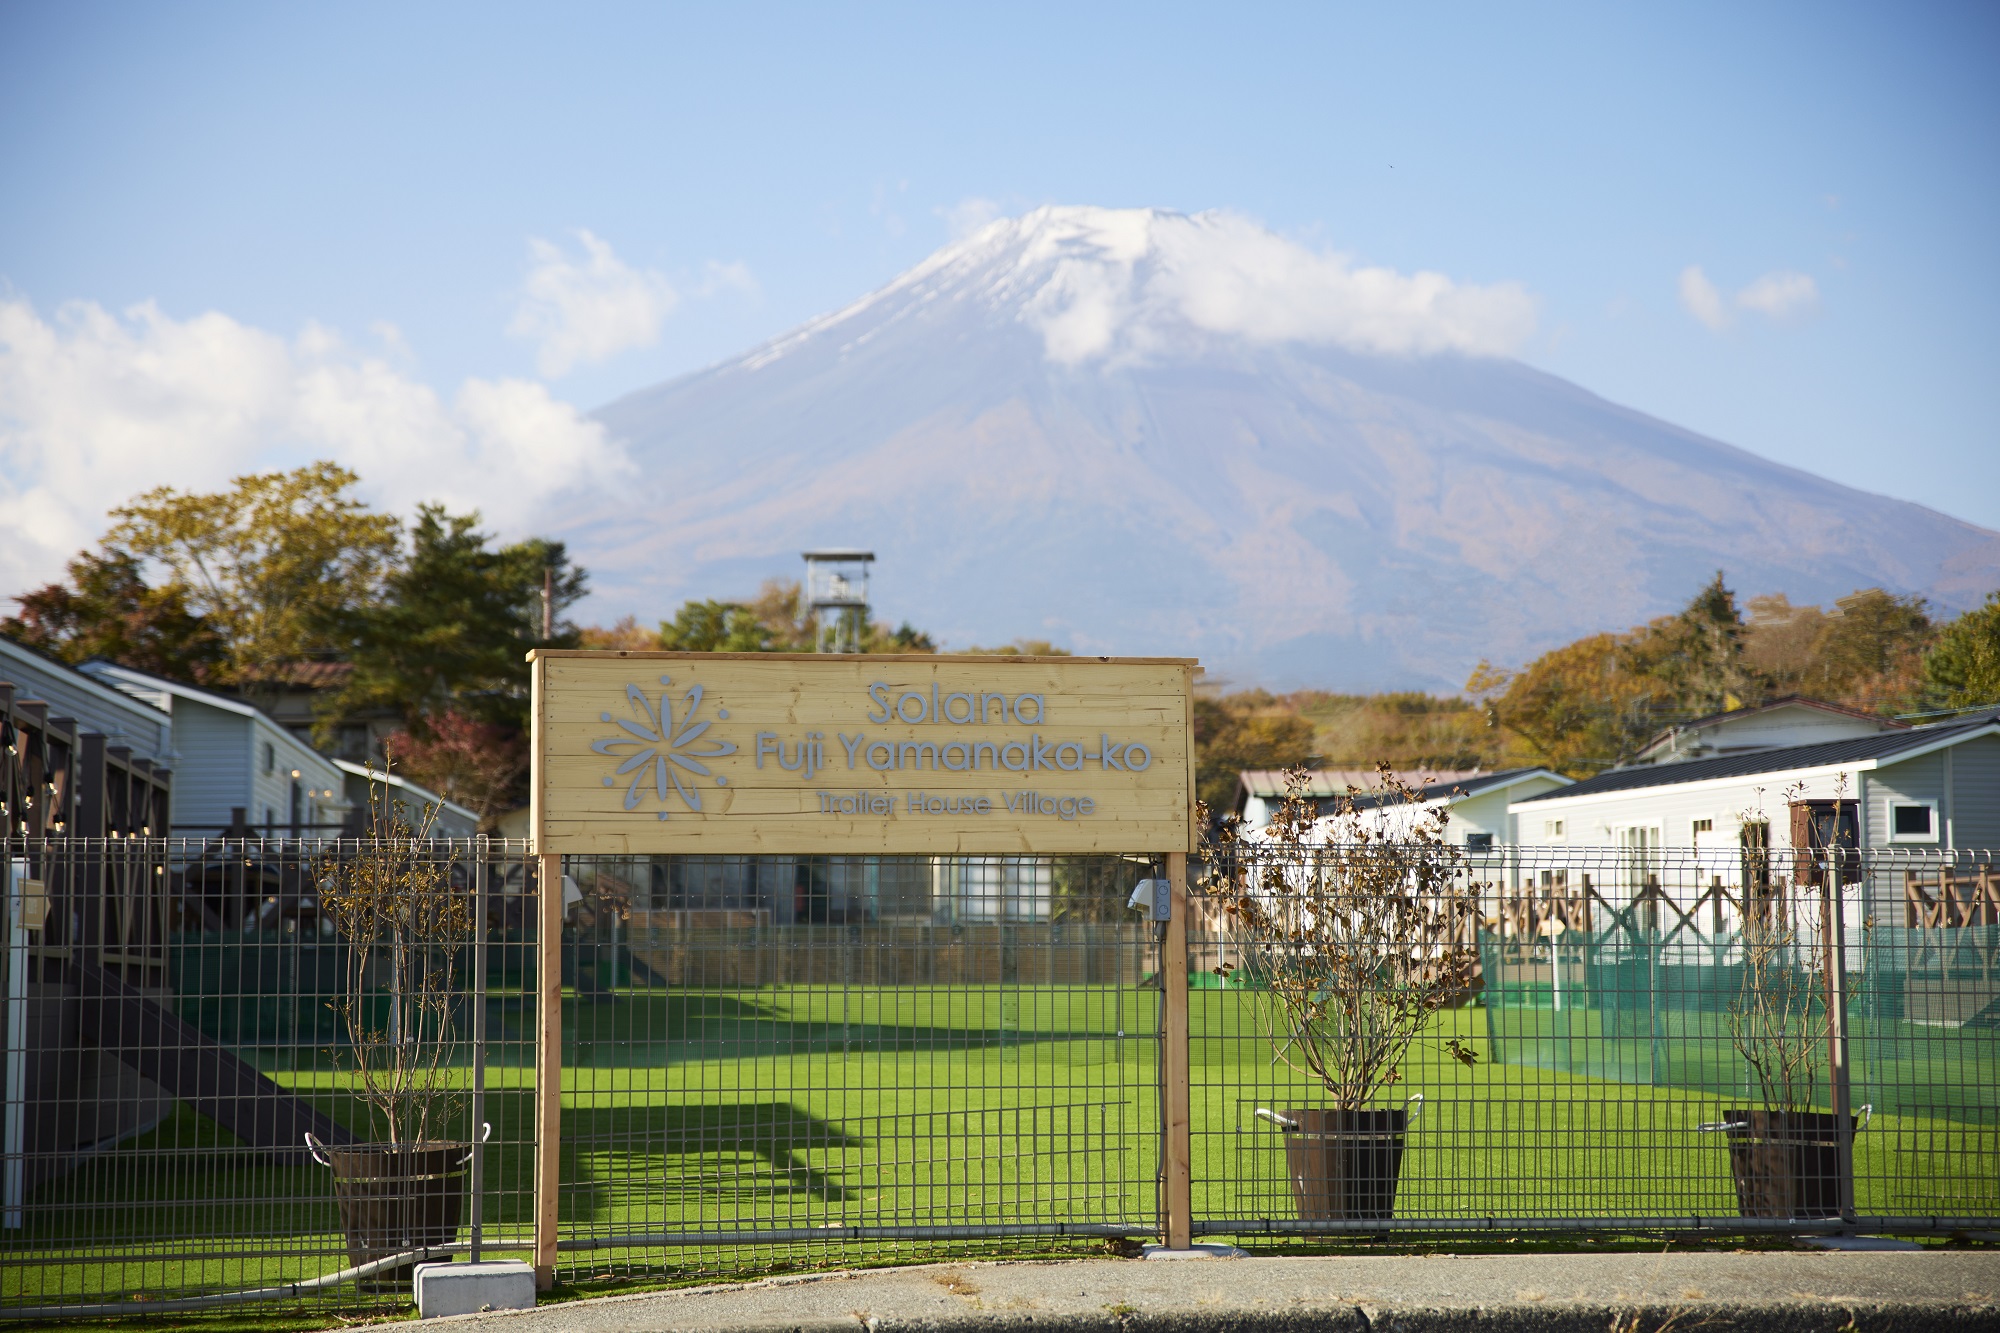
[1926,592,2000,709]
[1627,571,1753,716]
[658,599,776,652]
[321,504,586,739]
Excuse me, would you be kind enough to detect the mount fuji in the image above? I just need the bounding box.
[555,207,2000,691]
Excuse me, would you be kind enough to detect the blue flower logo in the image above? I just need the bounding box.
[592,676,737,820]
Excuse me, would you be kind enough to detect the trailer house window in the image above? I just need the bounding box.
[1889,801,1938,842]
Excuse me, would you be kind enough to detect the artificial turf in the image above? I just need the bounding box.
[4,979,1994,1317]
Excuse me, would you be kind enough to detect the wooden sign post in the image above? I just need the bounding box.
[527,651,1199,1282]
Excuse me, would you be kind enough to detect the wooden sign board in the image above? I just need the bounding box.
[530,651,1196,855]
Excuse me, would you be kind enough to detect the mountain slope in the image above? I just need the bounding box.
[558,207,2000,690]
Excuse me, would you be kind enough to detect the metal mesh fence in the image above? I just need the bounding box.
[7,837,1998,1316]
[1187,842,1999,1238]
[1,837,539,1316]
[552,852,1163,1280]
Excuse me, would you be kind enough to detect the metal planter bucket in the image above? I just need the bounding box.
[1258,1096,1421,1222]
[1700,1107,1869,1220]
[308,1133,476,1291]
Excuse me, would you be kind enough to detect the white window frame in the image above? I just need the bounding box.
[1690,815,1716,839]
[1542,817,1566,842]
[1615,822,1663,899]
[1885,798,1940,844]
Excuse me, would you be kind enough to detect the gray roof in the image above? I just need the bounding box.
[0,635,175,763]
[1340,767,1567,811]
[1237,767,1489,800]
[1516,714,2000,803]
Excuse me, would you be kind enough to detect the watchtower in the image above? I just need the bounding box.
[801,549,873,653]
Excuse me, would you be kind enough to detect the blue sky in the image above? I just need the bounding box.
[2,1,1997,598]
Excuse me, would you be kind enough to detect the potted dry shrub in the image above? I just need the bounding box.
[1710,788,1865,1220]
[309,769,477,1289]
[1206,766,1479,1222]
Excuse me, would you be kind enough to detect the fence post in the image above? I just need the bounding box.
[1161,851,1192,1248]
[469,840,488,1263]
[534,850,563,1288]
[1822,859,1856,1225]
[4,853,27,1230]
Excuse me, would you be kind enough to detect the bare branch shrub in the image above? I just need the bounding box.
[1203,765,1479,1111]
[1726,779,1830,1114]
[1728,903,1825,1114]
[319,756,469,1145]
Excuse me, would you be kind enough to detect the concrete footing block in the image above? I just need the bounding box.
[414,1260,537,1317]
[1141,1242,1249,1259]
[1799,1235,1924,1251]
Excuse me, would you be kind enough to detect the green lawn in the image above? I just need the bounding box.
[5,980,1995,1316]
[1189,991,2000,1227]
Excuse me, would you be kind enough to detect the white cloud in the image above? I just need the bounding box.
[695,259,760,300]
[1680,264,1821,332]
[509,230,679,377]
[453,377,622,498]
[1678,265,1732,331]
[1005,208,1538,364]
[1735,270,1819,321]
[0,295,630,600]
[940,196,1005,240]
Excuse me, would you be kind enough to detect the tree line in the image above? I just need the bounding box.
[10,468,1996,819]
[5,463,587,819]
[1194,572,2000,805]
[2,462,1054,821]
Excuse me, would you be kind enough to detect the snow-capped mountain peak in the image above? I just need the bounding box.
[559,208,1999,689]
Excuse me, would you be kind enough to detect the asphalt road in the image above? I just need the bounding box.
[383,1250,2000,1332]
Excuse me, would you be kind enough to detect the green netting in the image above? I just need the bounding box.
[1480,924,2000,1126]
[169,930,348,1047]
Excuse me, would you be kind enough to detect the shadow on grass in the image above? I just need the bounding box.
[559,1100,862,1219]
[8,1089,544,1243]
[564,990,1125,1061]
[8,1090,862,1247]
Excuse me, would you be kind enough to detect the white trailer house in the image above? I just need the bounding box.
[79,662,348,834]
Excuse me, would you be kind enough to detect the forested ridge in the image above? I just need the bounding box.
[9,464,2000,823]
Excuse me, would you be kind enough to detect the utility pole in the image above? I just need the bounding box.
[541,566,554,641]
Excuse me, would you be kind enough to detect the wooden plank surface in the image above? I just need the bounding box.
[531,652,1195,855]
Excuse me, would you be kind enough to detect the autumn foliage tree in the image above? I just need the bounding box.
[105,462,401,689]
[1193,690,1317,812]
[7,462,586,824]
[2,549,227,681]
[1467,633,1672,776]
[381,711,531,820]
[1472,573,1953,775]
[1291,692,1499,772]
[1744,589,1933,712]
